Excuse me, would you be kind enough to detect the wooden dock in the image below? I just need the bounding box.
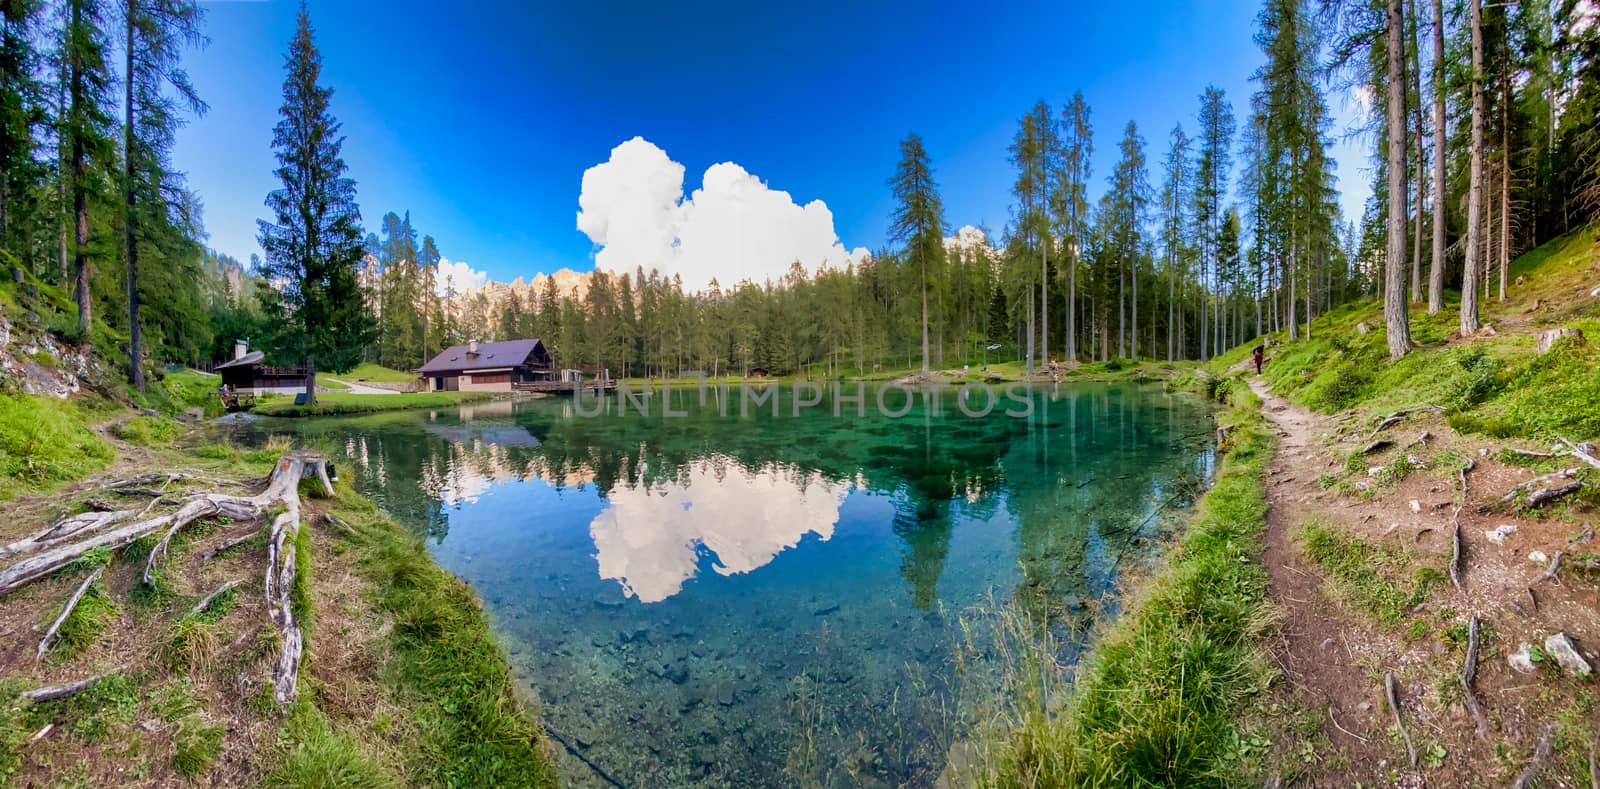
[512,380,617,395]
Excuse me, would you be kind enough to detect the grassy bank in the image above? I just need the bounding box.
[255,390,500,418]
[1252,229,1599,441]
[981,377,1275,786]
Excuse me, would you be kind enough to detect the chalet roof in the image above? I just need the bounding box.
[214,350,265,370]
[418,339,545,375]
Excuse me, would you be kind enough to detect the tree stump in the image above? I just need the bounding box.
[1536,327,1585,353]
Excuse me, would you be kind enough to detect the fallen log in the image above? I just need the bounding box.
[19,664,132,702]
[188,578,244,618]
[37,567,104,661]
[1386,671,1418,769]
[1460,616,1489,741]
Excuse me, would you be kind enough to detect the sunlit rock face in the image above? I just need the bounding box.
[589,459,851,602]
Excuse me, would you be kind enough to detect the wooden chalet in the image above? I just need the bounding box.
[214,342,307,396]
[418,339,555,392]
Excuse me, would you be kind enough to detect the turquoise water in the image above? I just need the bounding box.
[227,382,1215,787]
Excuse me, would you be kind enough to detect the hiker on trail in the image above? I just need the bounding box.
[1251,344,1265,376]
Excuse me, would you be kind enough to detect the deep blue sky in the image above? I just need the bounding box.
[175,0,1369,284]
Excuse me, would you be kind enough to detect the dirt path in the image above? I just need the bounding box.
[1242,373,1600,787]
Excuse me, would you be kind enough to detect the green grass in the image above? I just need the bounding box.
[150,368,226,417]
[270,701,395,788]
[982,377,1276,786]
[254,391,498,418]
[1215,228,1600,443]
[329,491,558,787]
[172,716,225,776]
[51,582,118,661]
[1294,521,1443,625]
[111,415,181,446]
[0,393,115,500]
[343,363,421,383]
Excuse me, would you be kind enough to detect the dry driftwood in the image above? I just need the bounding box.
[1,510,135,560]
[1386,670,1418,769]
[188,578,244,618]
[1460,616,1489,740]
[18,663,131,702]
[200,529,260,562]
[1509,723,1556,789]
[37,566,104,661]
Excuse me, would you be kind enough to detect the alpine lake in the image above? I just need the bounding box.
[222,380,1217,787]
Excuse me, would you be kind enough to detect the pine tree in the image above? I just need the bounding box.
[1158,125,1191,361]
[1194,87,1234,361]
[1,0,44,258]
[122,0,207,390]
[1461,0,1483,336]
[1385,0,1414,357]
[1057,92,1092,363]
[887,132,945,374]
[256,3,374,404]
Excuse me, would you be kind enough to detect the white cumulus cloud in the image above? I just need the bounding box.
[434,258,488,297]
[577,136,868,292]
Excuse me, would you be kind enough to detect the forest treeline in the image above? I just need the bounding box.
[4,0,1600,389]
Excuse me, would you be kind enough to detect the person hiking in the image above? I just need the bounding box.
[1251,344,1265,376]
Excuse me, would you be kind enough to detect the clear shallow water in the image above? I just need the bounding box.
[226,383,1215,787]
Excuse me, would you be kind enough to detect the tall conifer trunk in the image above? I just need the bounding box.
[1461,0,1483,336]
[1428,0,1445,314]
[1386,0,1414,357]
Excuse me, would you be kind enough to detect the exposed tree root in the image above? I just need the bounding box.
[200,529,260,562]
[188,578,244,618]
[1503,446,1563,460]
[1508,723,1556,789]
[320,513,358,537]
[1460,616,1489,740]
[0,451,333,708]
[1362,438,1394,455]
[1,510,135,560]
[1531,551,1565,586]
[1560,437,1600,471]
[1525,481,1583,509]
[1497,468,1578,507]
[37,567,104,661]
[1386,670,1418,769]
[1450,459,1473,593]
[18,664,132,702]
[1364,406,1444,441]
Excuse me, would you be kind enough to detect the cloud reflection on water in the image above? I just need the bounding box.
[589,457,852,602]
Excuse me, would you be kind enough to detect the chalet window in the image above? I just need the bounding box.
[471,373,511,385]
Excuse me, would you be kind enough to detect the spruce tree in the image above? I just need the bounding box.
[256,3,373,404]
[62,0,116,331]
[888,132,945,374]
